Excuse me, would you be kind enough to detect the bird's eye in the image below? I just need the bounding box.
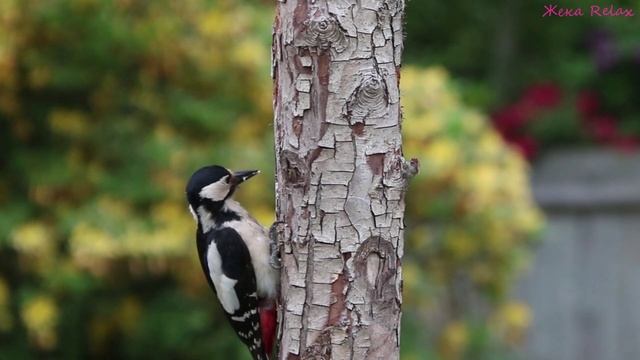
[225,176,230,184]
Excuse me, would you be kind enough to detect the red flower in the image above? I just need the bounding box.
[492,104,530,135]
[522,83,562,108]
[492,83,640,160]
[511,136,539,160]
[610,135,640,152]
[576,91,600,118]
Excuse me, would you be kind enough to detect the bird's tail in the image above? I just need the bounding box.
[259,303,277,358]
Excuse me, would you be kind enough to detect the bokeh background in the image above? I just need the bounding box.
[0,0,638,359]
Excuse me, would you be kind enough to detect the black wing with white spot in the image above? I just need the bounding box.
[198,227,266,360]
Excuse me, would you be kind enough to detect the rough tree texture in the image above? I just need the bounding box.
[272,0,412,359]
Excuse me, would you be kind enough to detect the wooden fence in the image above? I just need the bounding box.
[518,149,640,360]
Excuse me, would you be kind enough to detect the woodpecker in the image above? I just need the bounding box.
[186,165,279,360]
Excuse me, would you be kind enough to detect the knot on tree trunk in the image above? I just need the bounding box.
[345,70,389,126]
[296,9,347,52]
[353,236,398,301]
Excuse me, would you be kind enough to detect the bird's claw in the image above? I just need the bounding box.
[269,221,284,269]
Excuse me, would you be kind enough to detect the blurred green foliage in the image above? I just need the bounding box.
[405,0,640,109]
[405,1,640,160]
[0,0,542,359]
[0,0,274,358]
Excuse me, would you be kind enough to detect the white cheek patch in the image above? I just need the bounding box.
[199,176,230,201]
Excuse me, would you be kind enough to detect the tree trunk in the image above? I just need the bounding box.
[272,1,412,359]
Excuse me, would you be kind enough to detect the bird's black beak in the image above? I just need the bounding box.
[230,170,260,186]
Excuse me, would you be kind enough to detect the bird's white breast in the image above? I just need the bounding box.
[223,200,279,300]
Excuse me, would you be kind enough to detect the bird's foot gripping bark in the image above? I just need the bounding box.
[269,221,284,269]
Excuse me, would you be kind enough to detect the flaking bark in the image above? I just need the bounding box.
[272,1,413,359]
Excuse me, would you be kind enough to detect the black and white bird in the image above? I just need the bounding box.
[186,165,279,360]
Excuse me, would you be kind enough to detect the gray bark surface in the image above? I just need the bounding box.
[271,1,411,359]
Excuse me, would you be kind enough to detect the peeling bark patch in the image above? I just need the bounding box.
[286,197,296,238]
[312,52,331,137]
[350,122,364,136]
[302,331,331,360]
[318,122,329,145]
[293,0,308,30]
[306,147,323,167]
[282,150,308,186]
[293,117,303,139]
[316,52,331,87]
[328,274,347,326]
[366,153,385,176]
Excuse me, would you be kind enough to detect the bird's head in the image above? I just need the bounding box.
[186,165,259,214]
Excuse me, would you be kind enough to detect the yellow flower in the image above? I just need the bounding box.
[70,222,119,259]
[231,116,266,143]
[403,114,442,141]
[493,301,533,345]
[485,223,512,255]
[151,201,183,223]
[198,10,229,37]
[476,131,505,160]
[439,321,468,360]
[407,225,431,253]
[445,229,476,260]
[248,206,275,228]
[422,66,449,90]
[513,207,544,235]
[120,201,192,257]
[231,38,267,69]
[402,262,420,292]
[11,221,54,256]
[459,162,500,210]
[402,66,457,117]
[461,111,485,134]
[423,138,459,175]
[21,296,59,350]
[97,196,132,219]
[499,302,532,329]
[198,6,250,40]
[48,109,89,137]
